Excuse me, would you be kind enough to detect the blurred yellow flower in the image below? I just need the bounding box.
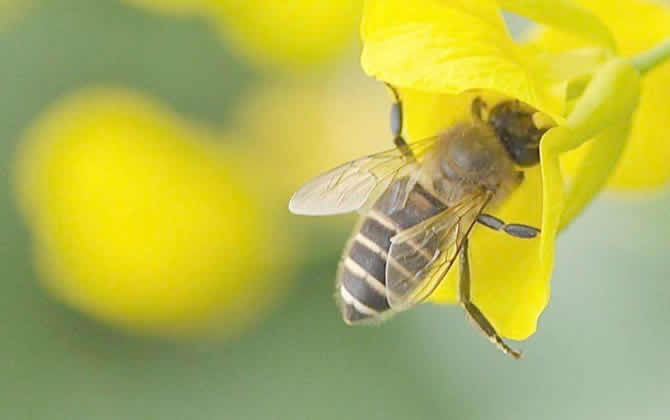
[0,0,32,28]
[14,87,291,337]
[123,0,362,71]
[123,0,209,16]
[214,1,362,70]
[224,77,389,209]
[360,0,667,340]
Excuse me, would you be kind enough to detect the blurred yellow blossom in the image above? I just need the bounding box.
[123,0,362,71]
[0,0,32,27]
[123,0,209,16]
[224,76,389,208]
[360,0,668,340]
[214,1,362,70]
[14,87,291,337]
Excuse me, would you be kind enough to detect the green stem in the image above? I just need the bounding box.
[631,38,670,75]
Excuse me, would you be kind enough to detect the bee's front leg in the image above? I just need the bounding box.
[385,83,415,161]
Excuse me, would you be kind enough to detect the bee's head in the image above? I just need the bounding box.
[487,100,547,167]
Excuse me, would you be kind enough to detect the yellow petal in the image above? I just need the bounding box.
[395,87,475,141]
[499,0,616,51]
[555,59,640,148]
[361,0,564,117]
[526,0,670,190]
[543,57,639,234]
[559,119,631,230]
[609,60,670,190]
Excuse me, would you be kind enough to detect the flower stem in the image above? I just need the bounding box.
[631,38,670,75]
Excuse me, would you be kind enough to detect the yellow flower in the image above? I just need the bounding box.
[122,0,209,16]
[223,78,390,211]
[123,0,362,71]
[214,1,362,70]
[14,87,291,337]
[0,0,32,28]
[360,0,665,339]
[526,0,670,191]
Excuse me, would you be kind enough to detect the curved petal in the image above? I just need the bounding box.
[361,0,564,118]
[559,119,631,230]
[544,58,640,230]
[608,59,670,190]
[395,87,475,141]
[525,0,670,190]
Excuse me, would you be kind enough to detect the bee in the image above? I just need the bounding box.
[289,85,552,359]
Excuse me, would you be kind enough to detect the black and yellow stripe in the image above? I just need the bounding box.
[337,178,447,324]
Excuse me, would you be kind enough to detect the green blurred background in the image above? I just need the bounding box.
[1,1,670,419]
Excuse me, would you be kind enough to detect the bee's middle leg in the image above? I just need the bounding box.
[458,238,522,359]
[477,213,540,239]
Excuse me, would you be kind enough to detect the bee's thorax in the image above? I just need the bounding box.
[429,123,520,206]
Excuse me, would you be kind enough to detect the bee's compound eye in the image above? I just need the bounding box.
[508,145,540,167]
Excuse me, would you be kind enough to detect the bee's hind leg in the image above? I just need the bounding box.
[458,238,522,359]
[477,213,540,239]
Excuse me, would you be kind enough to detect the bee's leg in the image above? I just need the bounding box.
[477,213,540,239]
[458,238,522,359]
[471,97,488,123]
[385,83,415,161]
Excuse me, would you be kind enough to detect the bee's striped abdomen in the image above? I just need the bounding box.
[338,179,447,324]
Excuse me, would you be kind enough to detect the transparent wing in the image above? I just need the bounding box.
[288,136,439,216]
[385,191,491,310]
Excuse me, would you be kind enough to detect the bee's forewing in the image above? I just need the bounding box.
[289,136,441,216]
[385,193,489,310]
[289,158,388,216]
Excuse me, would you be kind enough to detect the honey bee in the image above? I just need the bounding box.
[289,85,552,359]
